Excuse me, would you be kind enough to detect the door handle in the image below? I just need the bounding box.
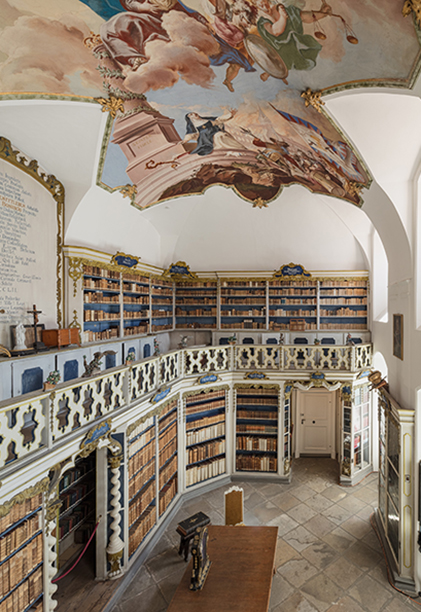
[301,419,305,425]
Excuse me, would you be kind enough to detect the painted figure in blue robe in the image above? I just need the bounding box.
[183,111,243,156]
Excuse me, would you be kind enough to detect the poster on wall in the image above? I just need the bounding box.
[0,139,63,349]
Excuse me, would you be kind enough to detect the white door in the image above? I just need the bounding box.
[296,390,335,458]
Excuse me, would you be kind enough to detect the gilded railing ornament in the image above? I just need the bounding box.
[301,88,325,113]
[403,0,421,26]
[95,95,125,118]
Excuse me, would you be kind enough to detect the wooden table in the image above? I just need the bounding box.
[167,525,278,612]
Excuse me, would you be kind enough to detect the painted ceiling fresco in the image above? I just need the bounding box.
[1,0,421,209]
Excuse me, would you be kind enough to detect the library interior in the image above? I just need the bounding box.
[1,1,421,611]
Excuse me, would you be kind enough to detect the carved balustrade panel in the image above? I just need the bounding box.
[131,359,158,400]
[0,395,47,468]
[51,370,127,441]
[283,345,351,370]
[159,351,180,386]
[235,345,279,370]
[184,347,229,376]
[354,344,372,370]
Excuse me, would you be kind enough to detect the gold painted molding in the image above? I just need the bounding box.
[79,418,112,458]
[234,383,279,390]
[183,385,229,399]
[162,261,198,281]
[126,396,179,436]
[0,136,65,327]
[0,477,49,518]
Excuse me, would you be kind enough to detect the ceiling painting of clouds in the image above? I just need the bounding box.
[1,0,420,208]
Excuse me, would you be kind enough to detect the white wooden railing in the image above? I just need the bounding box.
[0,343,371,470]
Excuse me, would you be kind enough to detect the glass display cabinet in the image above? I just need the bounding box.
[340,380,371,483]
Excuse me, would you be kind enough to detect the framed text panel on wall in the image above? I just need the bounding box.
[0,137,64,348]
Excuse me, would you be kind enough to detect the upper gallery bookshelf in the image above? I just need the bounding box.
[268,278,317,331]
[175,281,217,330]
[220,281,266,330]
[318,279,368,331]
[151,278,174,333]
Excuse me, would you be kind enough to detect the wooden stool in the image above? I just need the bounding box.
[176,511,210,561]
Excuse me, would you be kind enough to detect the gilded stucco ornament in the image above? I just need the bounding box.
[79,418,112,457]
[162,261,198,281]
[95,95,125,118]
[252,198,268,209]
[403,0,421,26]
[119,184,137,200]
[301,88,325,113]
[0,477,49,518]
[345,180,364,198]
[84,31,103,49]
[68,257,84,296]
[68,309,82,334]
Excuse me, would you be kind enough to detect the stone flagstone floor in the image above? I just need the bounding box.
[112,459,421,612]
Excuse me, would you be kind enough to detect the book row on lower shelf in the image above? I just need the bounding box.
[0,566,42,612]
[129,480,155,528]
[185,457,226,487]
[236,455,277,472]
[187,438,225,464]
[0,534,42,599]
[236,436,277,451]
[0,514,40,559]
[159,477,177,517]
[0,496,42,535]
[129,506,156,558]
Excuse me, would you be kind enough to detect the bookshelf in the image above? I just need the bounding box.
[0,492,43,612]
[318,279,368,331]
[185,389,227,487]
[235,386,278,473]
[158,399,178,516]
[220,281,267,330]
[268,279,317,331]
[83,265,121,342]
[56,455,96,571]
[175,281,217,329]
[128,415,156,558]
[151,278,174,333]
[122,272,150,337]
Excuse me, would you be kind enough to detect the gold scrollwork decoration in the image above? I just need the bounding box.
[95,95,125,118]
[345,180,364,198]
[79,418,112,458]
[0,477,49,518]
[234,383,279,390]
[0,137,64,328]
[126,396,179,437]
[271,263,312,281]
[284,458,291,475]
[46,499,63,522]
[162,261,198,281]
[107,549,123,573]
[0,345,11,358]
[284,382,295,400]
[84,31,103,49]
[403,0,421,26]
[252,198,268,209]
[301,88,325,113]
[68,309,82,334]
[341,459,351,477]
[243,372,269,380]
[183,385,229,399]
[68,257,84,297]
[119,184,137,200]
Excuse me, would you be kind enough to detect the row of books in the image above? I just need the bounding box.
[175,323,217,329]
[176,308,217,316]
[128,480,155,527]
[319,309,366,317]
[60,483,91,513]
[237,410,277,420]
[269,309,315,317]
[221,322,266,329]
[177,282,216,288]
[185,457,225,486]
[0,534,42,597]
[84,292,120,303]
[122,273,149,283]
[159,438,177,468]
[221,298,266,305]
[59,462,94,493]
[269,298,317,305]
[128,459,155,500]
[221,281,265,287]
[186,414,225,433]
[238,388,278,395]
[159,412,177,434]
[83,278,119,290]
[58,503,91,540]
[320,288,366,296]
[237,424,277,433]
[159,477,177,517]
[320,280,367,287]
[84,310,120,321]
[268,322,317,330]
[122,283,149,294]
[128,439,155,478]
[84,266,120,279]
[129,506,156,557]
[187,438,225,465]
[123,310,150,319]
[159,455,177,490]
[237,395,278,403]
[129,425,155,457]
[320,297,367,305]
[0,515,40,559]
[152,324,173,331]
[124,324,148,336]
[123,295,149,304]
[270,288,316,295]
[236,436,277,451]
[0,496,42,536]
[176,297,216,304]
[86,328,119,342]
[354,385,370,405]
[159,420,177,447]
[236,455,277,472]
[0,566,42,612]
[185,399,225,415]
[270,280,316,287]
[186,422,225,446]
[150,310,173,317]
[222,309,265,316]
[319,323,366,330]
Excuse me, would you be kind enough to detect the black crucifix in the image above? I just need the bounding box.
[27,304,45,351]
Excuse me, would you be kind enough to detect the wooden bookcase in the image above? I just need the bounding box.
[128,415,156,558]
[158,399,178,516]
[0,493,43,612]
[151,278,174,333]
[220,281,266,330]
[122,272,150,337]
[318,279,368,331]
[268,279,317,331]
[185,389,227,487]
[235,386,278,473]
[83,265,121,342]
[56,455,96,571]
[175,281,217,329]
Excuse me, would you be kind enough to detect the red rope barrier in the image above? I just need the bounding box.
[52,516,102,583]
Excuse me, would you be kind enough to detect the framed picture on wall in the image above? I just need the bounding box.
[393,314,403,360]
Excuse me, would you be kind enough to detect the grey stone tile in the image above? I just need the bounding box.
[271,491,301,511]
[322,503,352,526]
[337,496,367,514]
[340,515,372,540]
[348,574,394,612]
[325,596,367,611]
[119,565,155,602]
[301,573,344,612]
[279,557,319,588]
[292,484,316,502]
[146,547,186,582]
[284,525,319,552]
[274,539,301,569]
[268,572,295,608]
[287,502,318,524]
[324,556,363,590]
[353,486,378,505]
[253,500,284,523]
[306,494,335,513]
[304,515,337,538]
[344,541,382,572]
[322,526,357,553]
[267,512,299,536]
[118,584,167,612]
[243,489,267,510]
[321,486,348,503]
[274,591,319,612]
[301,541,339,570]
[259,482,287,499]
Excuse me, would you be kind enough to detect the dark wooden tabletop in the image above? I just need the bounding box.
[167,525,278,612]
